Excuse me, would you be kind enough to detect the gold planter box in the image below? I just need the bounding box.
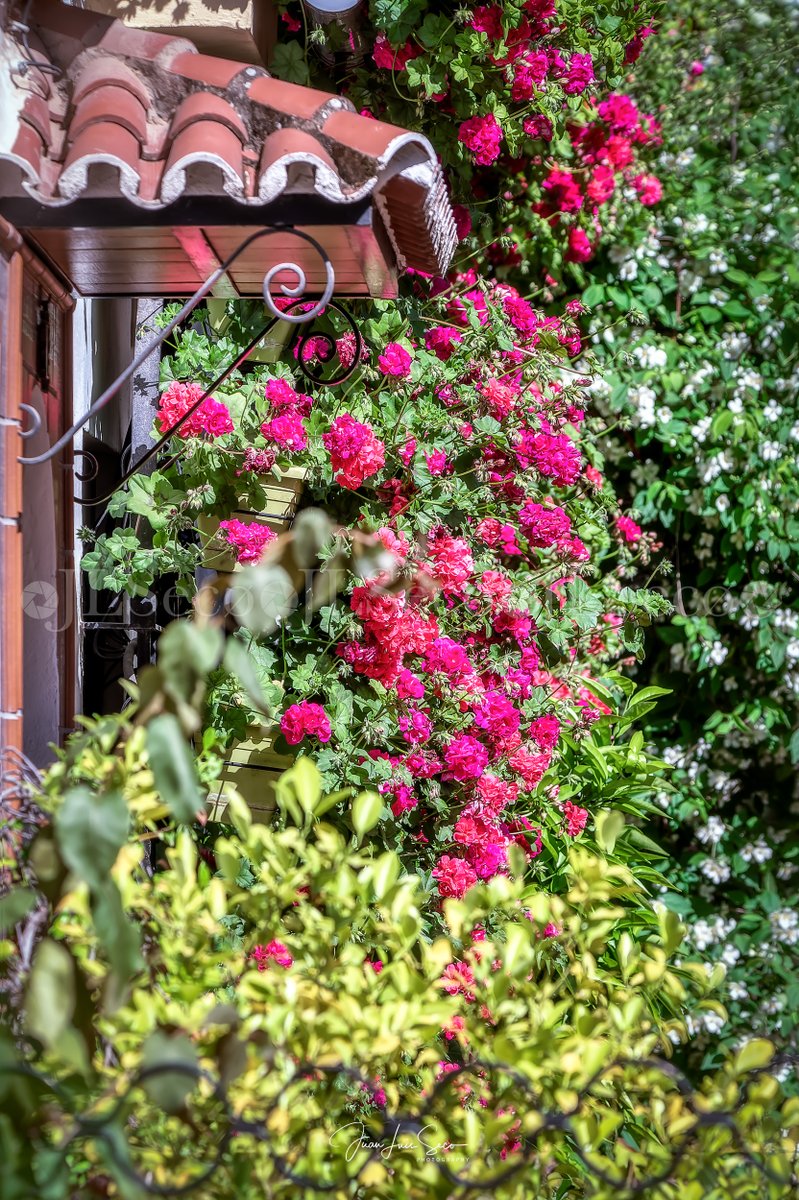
[197,468,307,571]
[206,729,294,821]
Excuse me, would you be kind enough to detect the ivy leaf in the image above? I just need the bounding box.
[269,42,309,86]
[563,577,604,630]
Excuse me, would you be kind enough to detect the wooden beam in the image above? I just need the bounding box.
[172,227,239,298]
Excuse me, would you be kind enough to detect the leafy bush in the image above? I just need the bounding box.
[576,0,799,1061]
[272,0,664,273]
[3,685,796,1199]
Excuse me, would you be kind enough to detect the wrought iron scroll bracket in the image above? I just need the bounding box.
[74,293,362,513]
[18,226,336,468]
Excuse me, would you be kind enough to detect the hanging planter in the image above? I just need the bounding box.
[199,466,306,818]
[205,300,296,365]
[197,467,308,572]
[206,726,295,821]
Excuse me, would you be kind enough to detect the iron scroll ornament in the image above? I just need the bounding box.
[72,295,362,511]
[1,1055,797,1196]
[17,226,337,467]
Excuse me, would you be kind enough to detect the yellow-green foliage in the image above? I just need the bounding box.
[2,762,791,1199]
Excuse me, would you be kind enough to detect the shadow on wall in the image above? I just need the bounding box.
[76,0,277,64]
[84,0,254,17]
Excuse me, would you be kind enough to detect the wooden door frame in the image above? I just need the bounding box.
[0,216,75,767]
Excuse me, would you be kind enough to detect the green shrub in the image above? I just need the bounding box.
[578,0,799,1061]
[3,742,797,1199]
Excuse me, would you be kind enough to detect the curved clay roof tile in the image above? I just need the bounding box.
[258,128,349,204]
[58,123,142,203]
[161,120,246,205]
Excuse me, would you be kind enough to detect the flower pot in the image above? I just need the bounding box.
[206,728,295,821]
[197,467,307,571]
[206,301,296,363]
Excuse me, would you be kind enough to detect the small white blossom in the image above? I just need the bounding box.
[708,640,728,666]
[700,857,732,883]
[740,838,773,864]
[629,384,657,427]
[697,816,726,845]
[703,1011,727,1035]
[633,344,668,370]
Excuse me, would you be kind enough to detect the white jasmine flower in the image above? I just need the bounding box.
[700,857,731,883]
[697,816,726,845]
[703,1011,727,1034]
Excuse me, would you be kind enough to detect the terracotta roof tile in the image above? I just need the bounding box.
[60,123,143,201]
[71,85,149,145]
[6,125,45,194]
[244,73,345,123]
[19,95,52,146]
[258,128,339,203]
[166,48,245,89]
[162,120,246,204]
[70,56,152,109]
[0,0,456,276]
[170,92,249,145]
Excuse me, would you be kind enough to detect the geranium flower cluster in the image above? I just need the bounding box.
[218,518,276,565]
[251,283,660,899]
[323,414,386,489]
[303,0,662,274]
[526,93,663,265]
[157,381,234,439]
[280,701,332,745]
[259,377,313,452]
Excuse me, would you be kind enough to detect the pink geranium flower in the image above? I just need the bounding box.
[280,701,332,745]
[157,382,234,440]
[260,410,308,451]
[616,514,643,543]
[458,114,503,165]
[563,801,589,837]
[218,519,276,565]
[443,734,489,781]
[250,940,293,970]
[433,855,479,898]
[377,343,413,378]
[633,173,663,206]
[323,414,386,489]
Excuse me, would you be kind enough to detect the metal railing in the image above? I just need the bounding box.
[1,1053,797,1196]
